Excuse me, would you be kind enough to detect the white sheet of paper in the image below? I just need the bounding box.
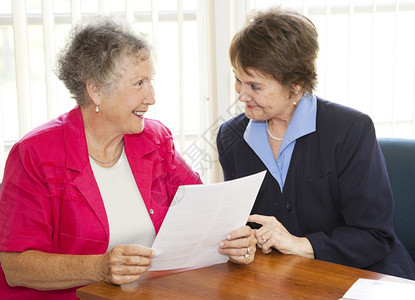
[343,278,415,300]
[149,171,266,271]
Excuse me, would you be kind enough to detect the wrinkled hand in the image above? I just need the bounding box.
[98,245,154,285]
[248,214,314,258]
[218,225,257,264]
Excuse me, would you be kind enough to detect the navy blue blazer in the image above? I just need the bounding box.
[217,97,415,279]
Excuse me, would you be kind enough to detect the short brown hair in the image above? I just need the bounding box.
[56,17,151,107]
[229,6,319,94]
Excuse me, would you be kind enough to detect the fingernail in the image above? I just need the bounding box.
[219,241,224,247]
[226,234,231,240]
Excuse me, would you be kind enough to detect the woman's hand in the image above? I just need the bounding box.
[0,246,154,290]
[248,214,314,259]
[218,225,257,264]
[98,245,154,285]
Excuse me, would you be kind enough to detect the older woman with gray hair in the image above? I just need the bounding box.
[0,18,256,299]
[217,6,415,279]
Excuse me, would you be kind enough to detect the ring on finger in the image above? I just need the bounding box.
[261,236,267,243]
[244,247,251,258]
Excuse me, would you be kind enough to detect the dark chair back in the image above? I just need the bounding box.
[378,138,415,261]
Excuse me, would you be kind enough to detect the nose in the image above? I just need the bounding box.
[237,93,245,103]
[145,83,156,105]
[237,87,251,103]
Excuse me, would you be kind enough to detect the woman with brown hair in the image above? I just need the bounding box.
[217,6,415,279]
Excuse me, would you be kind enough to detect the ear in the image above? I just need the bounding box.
[86,80,101,106]
[291,83,303,96]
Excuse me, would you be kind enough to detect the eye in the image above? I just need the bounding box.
[250,83,260,91]
[135,77,155,89]
[134,80,147,89]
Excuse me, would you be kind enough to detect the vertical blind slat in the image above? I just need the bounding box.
[41,0,57,120]
[369,1,376,117]
[12,0,32,137]
[302,0,309,16]
[391,0,399,134]
[346,0,354,106]
[150,0,159,121]
[177,0,185,151]
[99,0,109,16]
[323,1,330,97]
[413,70,415,136]
[125,0,134,23]
[70,0,81,25]
[205,0,219,182]
[0,94,4,180]
[151,0,159,50]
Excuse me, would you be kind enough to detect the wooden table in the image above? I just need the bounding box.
[77,250,390,299]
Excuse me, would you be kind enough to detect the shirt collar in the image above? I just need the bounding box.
[284,92,317,145]
[244,92,317,150]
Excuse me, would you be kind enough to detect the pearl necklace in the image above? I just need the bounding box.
[89,145,123,164]
[266,120,283,141]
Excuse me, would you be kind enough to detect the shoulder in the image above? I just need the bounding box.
[3,110,77,185]
[314,97,378,158]
[217,113,249,154]
[218,113,249,138]
[316,97,374,134]
[317,97,370,122]
[21,115,66,142]
[12,112,69,157]
[17,106,84,146]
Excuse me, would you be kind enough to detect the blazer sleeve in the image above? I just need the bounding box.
[305,113,396,268]
[0,140,55,252]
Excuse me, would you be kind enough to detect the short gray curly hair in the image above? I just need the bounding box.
[55,17,151,107]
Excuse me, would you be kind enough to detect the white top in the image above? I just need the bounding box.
[90,148,156,251]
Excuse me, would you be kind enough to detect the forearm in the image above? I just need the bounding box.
[0,250,104,290]
[306,228,393,268]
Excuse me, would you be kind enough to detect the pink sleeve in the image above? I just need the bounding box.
[0,141,54,252]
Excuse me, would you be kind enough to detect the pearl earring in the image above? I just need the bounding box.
[293,102,297,106]
[95,106,99,113]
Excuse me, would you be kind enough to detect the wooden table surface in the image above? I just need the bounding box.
[77,249,389,299]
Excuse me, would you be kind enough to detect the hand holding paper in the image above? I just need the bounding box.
[217,223,258,264]
[149,171,266,271]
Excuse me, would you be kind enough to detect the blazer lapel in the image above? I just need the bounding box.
[63,107,109,239]
[128,156,154,209]
[73,167,109,239]
[124,134,156,211]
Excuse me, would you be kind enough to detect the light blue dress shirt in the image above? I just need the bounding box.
[243,93,317,191]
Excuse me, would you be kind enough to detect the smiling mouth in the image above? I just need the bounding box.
[133,110,145,118]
